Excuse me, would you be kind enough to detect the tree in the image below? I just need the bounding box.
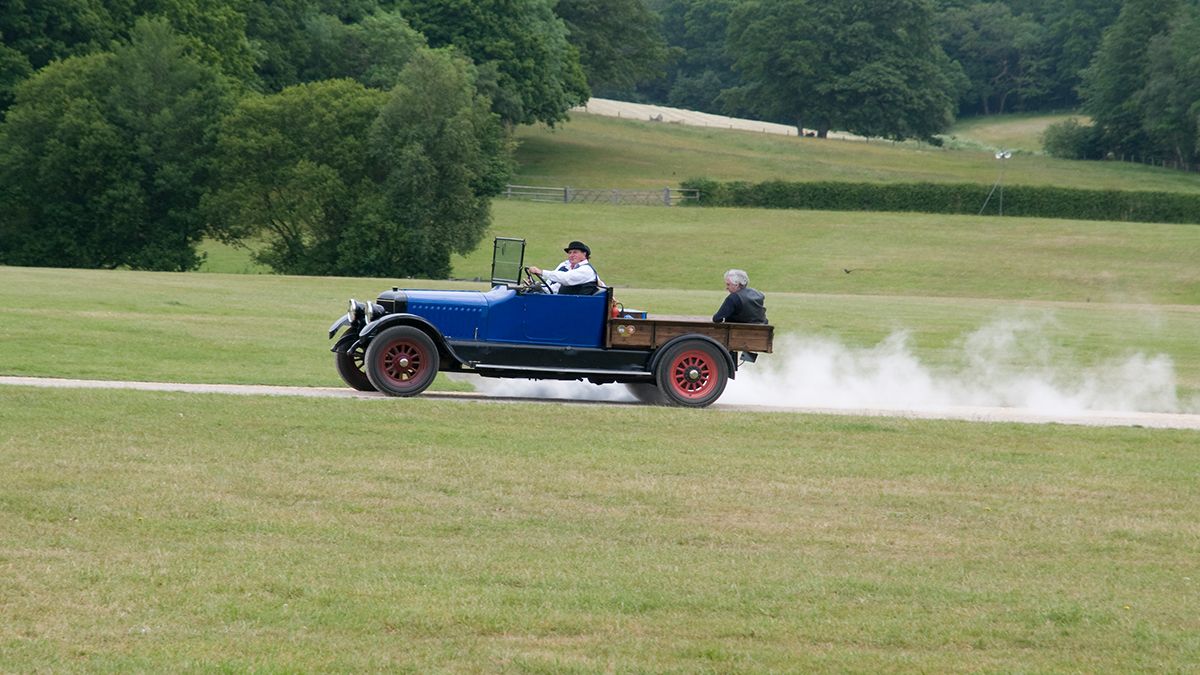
[1137,4,1200,166]
[1080,0,1181,157]
[936,2,1045,115]
[0,0,121,115]
[0,18,231,270]
[1022,0,1121,110]
[348,48,513,278]
[647,0,747,115]
[726,0,961,140]
[553,0,668,97]
[204,79,388,275]
[301,10,425,89]
[207,49,511,277]
[395,0,589,126]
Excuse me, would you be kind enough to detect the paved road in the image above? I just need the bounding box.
[4,376,1198,431]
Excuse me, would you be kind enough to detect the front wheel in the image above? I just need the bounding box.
[335,346,376,391]
[655,340,729,408]
[365,326,440,397]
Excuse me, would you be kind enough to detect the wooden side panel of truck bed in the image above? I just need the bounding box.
[607,315,773,353]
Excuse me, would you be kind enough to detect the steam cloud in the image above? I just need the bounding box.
[466,316,1197,414]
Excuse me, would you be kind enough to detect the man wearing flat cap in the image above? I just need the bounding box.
[529,241,604,295]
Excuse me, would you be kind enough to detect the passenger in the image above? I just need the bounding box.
[528,241,604,295]
[713,269,767,324]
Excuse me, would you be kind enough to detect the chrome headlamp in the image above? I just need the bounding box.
[347,298,364,324]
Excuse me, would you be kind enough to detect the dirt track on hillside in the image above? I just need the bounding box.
[3,376,1198,431]
[574,98,864,140]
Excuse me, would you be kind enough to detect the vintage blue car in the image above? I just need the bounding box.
[328,238,773,407]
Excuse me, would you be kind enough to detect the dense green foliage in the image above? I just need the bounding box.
[0,19,231,271]
[397,0,589,126]
[555,0,668,97]
[1079,0,1200,166]
[1,0,560,274]
[207,52,509,278]
[681,177,1200,225]
[642,0,1125,124]
[725,0,959,141]
[4,0,1198,274]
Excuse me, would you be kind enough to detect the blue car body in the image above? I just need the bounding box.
[398,286,608,348]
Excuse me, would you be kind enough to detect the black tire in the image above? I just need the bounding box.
[654,339,729,408]
[626,383,668,405]
[335,346,376,392]
[364,326,440,397]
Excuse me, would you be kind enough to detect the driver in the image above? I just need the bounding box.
[528,241,604,295]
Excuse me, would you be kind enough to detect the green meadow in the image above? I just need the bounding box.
[945,112,1086,153]
[3,388,1198,671]
[4,111,1200,670]
[513,112,1200,193]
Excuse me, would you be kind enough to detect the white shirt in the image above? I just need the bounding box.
[541,259,603,293]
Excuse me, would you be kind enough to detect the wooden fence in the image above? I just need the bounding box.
[502,184,700,206]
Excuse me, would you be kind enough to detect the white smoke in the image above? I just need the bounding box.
[462,316,1196,414]
[455,373,638,402]
[724,317,1193,414]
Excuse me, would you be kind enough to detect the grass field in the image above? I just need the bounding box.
[945,112,1088,154]
[3,386,1199,671]
[513,112,1200,193]
[5,108,1200,671]
[5,229,1200,669]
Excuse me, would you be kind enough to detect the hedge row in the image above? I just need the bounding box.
[679,178,1200,224]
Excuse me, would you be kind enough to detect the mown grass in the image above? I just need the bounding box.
[945,112,1087,154]
[2,387,1198,671]
[9,212,1200,399]
[6,109,1199,671]
[514,112,1200,193]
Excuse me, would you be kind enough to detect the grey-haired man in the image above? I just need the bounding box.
[712,269,767,324]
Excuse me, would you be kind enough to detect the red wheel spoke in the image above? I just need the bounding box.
[669,350,714,398]
[380,341,427,385]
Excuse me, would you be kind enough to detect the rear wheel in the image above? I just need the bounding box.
[334,346,375,391]
[655,340,729,408]
[365,326,440,397]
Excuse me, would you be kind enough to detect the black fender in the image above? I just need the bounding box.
[648,333,738,380]
[331,331,359,354]
[354,313,465,367]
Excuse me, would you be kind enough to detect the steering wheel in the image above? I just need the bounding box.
[522,267,553,294]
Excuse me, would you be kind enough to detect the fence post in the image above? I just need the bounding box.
[611,189,618,204]
[564,186,570,203]
[663,187,671,206]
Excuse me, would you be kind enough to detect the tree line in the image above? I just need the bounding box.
[627,0,1198,164]
[2,1,1198,275]
[1,0,600,274]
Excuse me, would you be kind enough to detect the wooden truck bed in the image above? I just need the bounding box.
[606,314,774,353]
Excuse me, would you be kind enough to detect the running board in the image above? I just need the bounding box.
[472,363,651,377]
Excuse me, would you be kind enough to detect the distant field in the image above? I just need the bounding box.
[204,202,1200,308]
[946,112,1088,154]
[18,200,1200,399]
[513,112,1200,193]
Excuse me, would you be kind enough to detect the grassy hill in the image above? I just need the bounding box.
[513,112,1200,193]
[945,112,1087,153]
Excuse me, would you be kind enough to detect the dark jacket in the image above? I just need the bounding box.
[713,286,767,324]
